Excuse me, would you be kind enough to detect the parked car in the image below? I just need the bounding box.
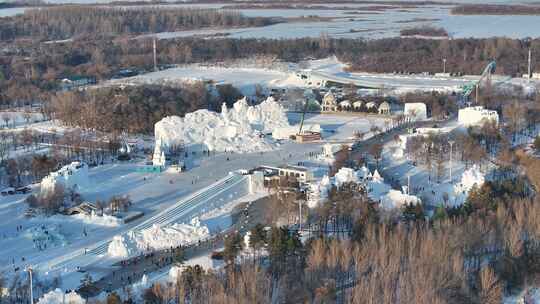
[1,187,15,196]
[15,186,31,194]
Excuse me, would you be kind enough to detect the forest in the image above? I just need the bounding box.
[0,6,276,41]
[451,4,540,15]
[400,26,448,37]
[48,82,242,134]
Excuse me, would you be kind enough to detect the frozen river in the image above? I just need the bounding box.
[1,1,540,39]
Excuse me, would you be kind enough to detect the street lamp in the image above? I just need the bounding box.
[25,266,33,304]
[443,58,447,74]
[448,140,455,182]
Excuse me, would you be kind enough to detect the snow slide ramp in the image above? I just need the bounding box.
[40,173,248,272]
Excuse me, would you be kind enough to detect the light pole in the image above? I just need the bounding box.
[528,48,532,80]
[298,200,303,231]
[443,58,447,74]
[26,266,33,304]
[449,140,455,182]
[475,83,479,104]
[407,174,411,195]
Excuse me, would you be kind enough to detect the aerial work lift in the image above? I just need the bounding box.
[461,60,497,102]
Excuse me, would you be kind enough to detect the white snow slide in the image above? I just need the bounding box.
[39,173,248,272]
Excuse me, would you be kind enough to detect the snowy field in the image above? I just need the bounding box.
[107,65,304,96]
[288,112,390,141]
[106,57,538,97]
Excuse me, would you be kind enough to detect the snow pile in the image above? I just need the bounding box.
[108,235,133,258]
[71,211,121,227]
[154,97,290,153]
[307,175,332,208]
[45,212,121,231]
[108,218,209,257]
[404,103,427,121]
[134,220,209,251]
[169,265,182,280]
[458,106,499,127]
[315,143,342,163]
[40,162,89,195]
[380,190,421,210]
[37,289,84,304]
[367,169,421,210]
[334,167,359,187]
[453,165,485,206]
[392,146,405,159]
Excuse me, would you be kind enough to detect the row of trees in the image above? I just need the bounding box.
[451,4,540,15]
[49,82,242,134]
[3,154,59,187]
[0,7,276,41]
[400,26,448,37]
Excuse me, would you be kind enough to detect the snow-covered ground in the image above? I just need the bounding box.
[107,65,304,96]
[199,191,269,234]
[288,112,390,142]
[0,111,45,129]
[102,56,538,99]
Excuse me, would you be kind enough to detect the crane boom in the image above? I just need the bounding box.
[298,98,309,135]
[461,60,496,98]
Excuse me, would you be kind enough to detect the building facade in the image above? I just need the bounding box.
[322,91,338,112]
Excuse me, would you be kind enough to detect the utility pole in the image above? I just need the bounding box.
[475,83,479,104]
[443,58,447,74]
[449,140,455,182]
[153,38,157,72]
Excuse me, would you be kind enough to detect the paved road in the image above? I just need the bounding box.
[310,71,471,91]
